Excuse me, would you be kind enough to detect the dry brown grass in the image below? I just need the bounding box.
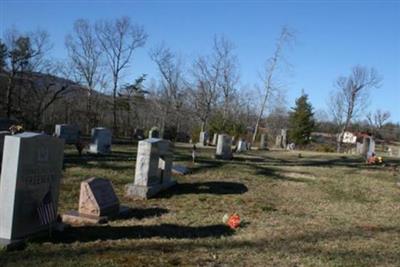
[1,144,400,266]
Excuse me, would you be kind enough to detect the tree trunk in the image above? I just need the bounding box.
[252,89,270,143]
[336,128,345,153]
[112,76,118,135]
[86,87,92,134]
[6,74,15,118]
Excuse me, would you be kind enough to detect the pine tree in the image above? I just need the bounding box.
[288,93,315,145]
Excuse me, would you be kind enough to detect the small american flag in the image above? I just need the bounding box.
[37,189,57,225]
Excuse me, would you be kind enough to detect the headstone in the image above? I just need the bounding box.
[247,142,252,150]
[281,129,287,149]
[356,142,363,154]
[369,138,375,154]
[237,139,247,153]
[55,124,80,144]
[359,136,375,158]
[0,133,64,246]
[62,177,128,225]
[259,133,267,150]
[198,131,209,146]
[125,138,176,199]
[212,133,218,146]
[89,127,112,154]
[215,134,232,160]
[149,128,160,138]
[275,135,282,148]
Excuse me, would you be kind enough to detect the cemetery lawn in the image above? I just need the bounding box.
[1,143,400,267]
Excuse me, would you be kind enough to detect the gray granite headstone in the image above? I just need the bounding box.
[275,135,282,148]
[215,134,232,160]
[89,127,112,154]
[360,137,370,158]
[237,139,247,153]
[55,124,80,144]
[125,138,176,199]
[260,134,267,150]
[0,132,64,245]
[369,138,375,154]
[356,142,363,154]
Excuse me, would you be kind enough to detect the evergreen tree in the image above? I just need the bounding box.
[288,93,315,145]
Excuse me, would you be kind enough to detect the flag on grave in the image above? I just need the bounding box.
[37,188,57,225]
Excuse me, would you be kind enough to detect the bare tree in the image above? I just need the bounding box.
[214,36,239,125]
[66,19,103,132]
[333,65,382,152]
[23,64,74,130]
[118,74,148,136]
[95,17,147,133]
[367,109,391,130]
[252,27,294,143]
[150,44,186,135]
[3,28,51,118]
[191,51,222,132]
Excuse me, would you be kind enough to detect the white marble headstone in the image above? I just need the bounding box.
[126,138,175,198]
[198,131,209,146]
[212,133,218,146]
[215,134,232,160]
[260,133,267,149]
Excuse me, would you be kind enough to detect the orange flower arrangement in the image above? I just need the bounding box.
[223,213,241,229]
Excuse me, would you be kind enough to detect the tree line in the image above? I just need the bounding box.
[0,16,398,148]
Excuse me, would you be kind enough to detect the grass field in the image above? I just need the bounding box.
[1,143,400,266]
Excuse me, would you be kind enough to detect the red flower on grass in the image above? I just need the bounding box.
[226,213,241,229]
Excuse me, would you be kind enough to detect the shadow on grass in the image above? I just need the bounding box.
[119,207,169,220]
[63,151,135,169]
[156,182,248,198]
[189,158,227,174]
[18,225,400,266]
[35,224,234,244]
[253,165,314,183]
[252,154,371,169]
[231,155,265,163]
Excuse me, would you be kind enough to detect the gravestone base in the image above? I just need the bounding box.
[62,206,130,225]
[172,165,191,175]
[125,181,177,199]
[0,238,26,251]
[0,221,66,251]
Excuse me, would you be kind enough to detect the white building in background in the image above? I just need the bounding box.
[342,131,357,144]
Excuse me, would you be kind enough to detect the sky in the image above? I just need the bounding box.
[1,0,400,122]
